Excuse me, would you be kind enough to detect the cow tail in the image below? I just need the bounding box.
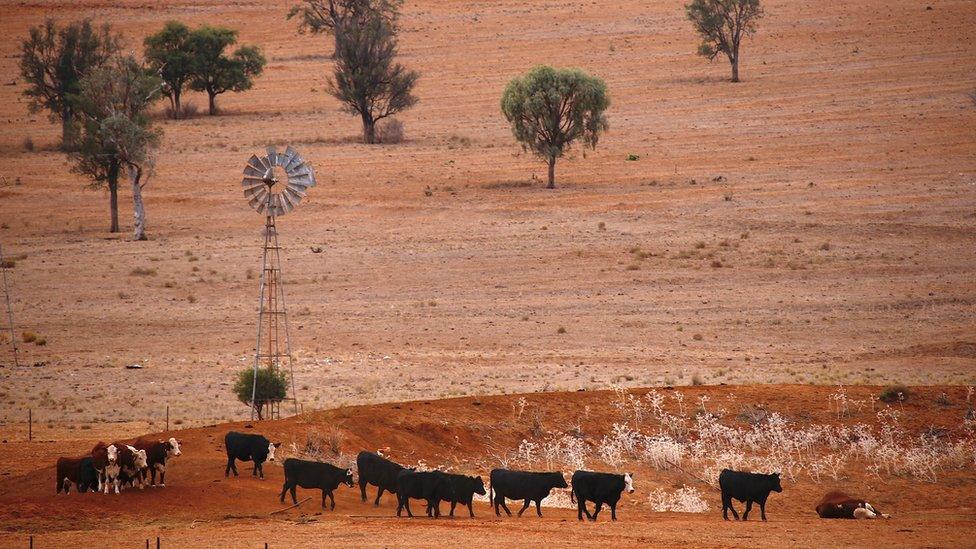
[489,481,493,504]
[570,487,576,504]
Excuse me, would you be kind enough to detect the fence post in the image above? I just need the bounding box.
[28,408,31,442]
[166,405,169,432]
[156,536,160,549]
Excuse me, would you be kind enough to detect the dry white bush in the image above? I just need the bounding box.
[647,485,710,513]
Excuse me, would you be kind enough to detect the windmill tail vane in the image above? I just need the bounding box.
[243,145,316,420]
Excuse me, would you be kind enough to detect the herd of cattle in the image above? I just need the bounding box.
[55,430,891,522]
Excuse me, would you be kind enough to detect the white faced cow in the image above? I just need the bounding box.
[816,491,891,519]
[133,436,182,487]
[91,443,120,494]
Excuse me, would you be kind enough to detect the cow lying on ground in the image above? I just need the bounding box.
[224,431,280,479]
[396,470,450,518]
[719,469,782,521]
[357,451,410,506]
[489,469,567,518]
[280,458,354,510]
[435,473,485,518]
[133,437,182,487]
[91,442,119,494]
[571,470,634,521]
[56,456,98,494]
[816,491,891,519]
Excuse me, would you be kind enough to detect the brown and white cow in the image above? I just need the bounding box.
[113,443,149,491]
[816,491,891,519]
[91,442,119,494]
[132,437,182,487]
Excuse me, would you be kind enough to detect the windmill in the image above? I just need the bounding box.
[0,244,18,368]
[242,146,316,420]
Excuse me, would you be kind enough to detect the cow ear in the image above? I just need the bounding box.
[274,442,282,448]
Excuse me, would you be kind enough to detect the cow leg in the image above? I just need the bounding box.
[577,499,592,521]
[258,462,265,479]
[279,481,289,503]
[113,476,120,494]
[493,495,501,517]
[396,494,404,517]
[329,491,336,511]
[722,496,739,520]
[592,502,603,521]
[159,466,166,487]
[610,502,618,521]
[96,470,103,493]
[225,457,236,477]
[535,499,543,517]
[359,478,368,502]
[433,498,441,518]
[449,501,457,517]
[499,498,513,517]
[517,499,531,517]
[743,500,753,521]
[374,487,384,506]
[404,498,414,517]
[468,501,475,518]
[759,500,767,521]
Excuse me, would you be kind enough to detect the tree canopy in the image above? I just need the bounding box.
[233,366,288,421]
[18,19,120,148]
[144,21,194,118]
[326,2,418,144]
[501,66,609,188]
[186,26,266,115]
[71,54,162,239]
[686,0,764,82]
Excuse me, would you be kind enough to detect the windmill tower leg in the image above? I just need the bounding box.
[0,244,19,368]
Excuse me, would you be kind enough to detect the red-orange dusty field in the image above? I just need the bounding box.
[1,386,975,548]
[0,0,974,546]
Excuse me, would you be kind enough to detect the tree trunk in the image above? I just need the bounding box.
[128,164,147,241]
[60,107,73,150]
[108,161,120,233]
[361,113,376,144]
[546,155,556,189]
[172,89,183,119]
[730,47,740,83]
[208,91,217,116]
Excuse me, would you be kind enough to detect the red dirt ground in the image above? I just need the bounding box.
[1,385,974,547]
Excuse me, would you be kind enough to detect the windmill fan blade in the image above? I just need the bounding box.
[244,185,266,200]
[280,146,297,169]
[244,165,265,179]
[285,183,307,198]
[247,155,266,173]
[266,146,278,167]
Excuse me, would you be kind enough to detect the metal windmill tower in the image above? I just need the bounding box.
[0,245,18,368]
[242,146,316,420]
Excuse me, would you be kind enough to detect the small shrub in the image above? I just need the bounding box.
[376,118,405,144]
[692,333,703,341]
[556,326,567,334]
[187,294,197,303]
[879,385,909,403]
[22,331,37,343]
[129,267,157,276]
[691,372,704,386]
[22,136,35,152]
[0,259,15,269]
[34,337,47,346]
[694,241,706,249]
[598,222,606,230]
[710,259,723,268]
[233,366,288,420]
[626,153,639,161]
[819,242,831,251]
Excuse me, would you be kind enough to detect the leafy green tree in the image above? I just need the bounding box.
[233,366,288,420]
[71,55,162,239]
[327,4,418,143]
[144,21,194,119]
[501,66,609,189]
[686,0,763,83]
[187,26,266,115]
[18,19,120,148]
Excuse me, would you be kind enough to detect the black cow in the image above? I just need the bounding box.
[489,469,568,517]
[357,451,410,506]
[434,473,486,518]
[570,470,634,521]
[279,458,354,509]
[718,469,782,521]
[55,456,98,494]
[224,431,281,479]
[395,470,450,518]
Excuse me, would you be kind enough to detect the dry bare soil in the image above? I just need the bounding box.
[1,386,975,548]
